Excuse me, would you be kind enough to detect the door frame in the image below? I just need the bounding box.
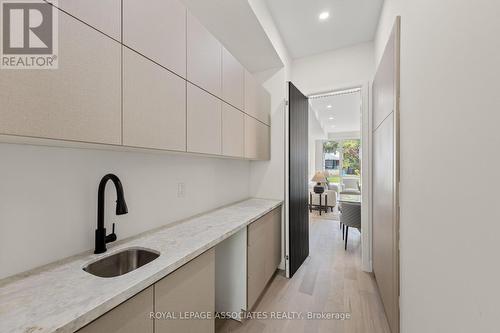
[284,82,373,276]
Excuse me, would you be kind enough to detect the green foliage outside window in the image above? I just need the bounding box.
[342,140,361,175]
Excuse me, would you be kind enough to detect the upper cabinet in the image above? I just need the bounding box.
[222,103,245,158]
[187,12,222,97]
[258,88,271,125]
[187,83,222,155]
[123,48,186,151]
[45,0,121,41]
[222,47,245,110]
[123,0,186,78]
[245,70,271,125]
[0,11,121,145]
[245,116,270,160]
[0,3,271,160]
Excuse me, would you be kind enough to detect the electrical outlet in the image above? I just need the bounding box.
[177,182,185,198]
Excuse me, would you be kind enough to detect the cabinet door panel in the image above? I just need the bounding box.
[244,70,270,125]
[77,287,153,333]
[46,0,121,41]
[0,11,121,144]
[244,70,258,119]
[222,47,244,110]
[123,0,186,77]
[187,84,222,155]
[155,249,215,333]
[258,87,271,125]
[123,49,186,151]
[222,103,244,158]
[187,12,222,97]
[247,208,281,309]
[244,116,270,160]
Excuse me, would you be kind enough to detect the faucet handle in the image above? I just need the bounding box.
[105,223,117,244]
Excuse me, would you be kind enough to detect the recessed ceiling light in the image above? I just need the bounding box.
[319,11,330,21]
[327,105,332,108]
[329,117,334,120]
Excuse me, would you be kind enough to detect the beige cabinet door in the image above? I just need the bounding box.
[187,83,222,155]
[155,249,215,333]
[0,11,121,145]
[123,48,186,151]
[244,70,258,120]
[244,116,270,160]
[258,87,271,125]
[222,47,244,110]
[187,12,222,97]
[46,0,121,41]
[244,70,270,125]
[222,103,244,158]
[123,0,186,77]
[77,287,153,333]
[247,207,281,309]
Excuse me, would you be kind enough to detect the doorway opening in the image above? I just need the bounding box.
[307,88,364,251]
[285,83,372,278]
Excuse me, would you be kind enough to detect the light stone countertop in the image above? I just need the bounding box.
[0,198,282,333]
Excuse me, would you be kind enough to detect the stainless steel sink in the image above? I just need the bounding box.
[83,248,160,278]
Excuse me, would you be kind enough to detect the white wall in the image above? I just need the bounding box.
[248,0,291,202]
[248,0,292,272]
[314,140,324,174]
[375,1,500,332]
[0,144,249,279]
[291,41,375,95]
[308,110,327,179]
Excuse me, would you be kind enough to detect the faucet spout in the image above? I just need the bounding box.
[95,174,128,254]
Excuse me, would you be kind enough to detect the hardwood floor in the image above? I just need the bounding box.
[216,213,391,333]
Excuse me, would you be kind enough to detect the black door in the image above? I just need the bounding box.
[288,82,309,277]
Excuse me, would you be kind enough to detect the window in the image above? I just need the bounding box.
[322,139,361,185]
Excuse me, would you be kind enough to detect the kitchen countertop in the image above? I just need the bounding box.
[0,198,282,333]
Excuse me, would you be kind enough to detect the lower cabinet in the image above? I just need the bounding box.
[155,249,215,333]
[247,207,281,310]
[76,207,280,333]
[214,206,282,317]
[77,287,154,333]
[77,249,215,333]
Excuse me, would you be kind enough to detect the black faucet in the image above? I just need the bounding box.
[94,174,128,254]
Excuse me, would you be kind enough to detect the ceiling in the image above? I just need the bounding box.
[265,0,384,59]
[309,91,361,134]
[180,0,283,73]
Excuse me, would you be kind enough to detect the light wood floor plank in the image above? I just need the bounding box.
[216,213,391,333]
